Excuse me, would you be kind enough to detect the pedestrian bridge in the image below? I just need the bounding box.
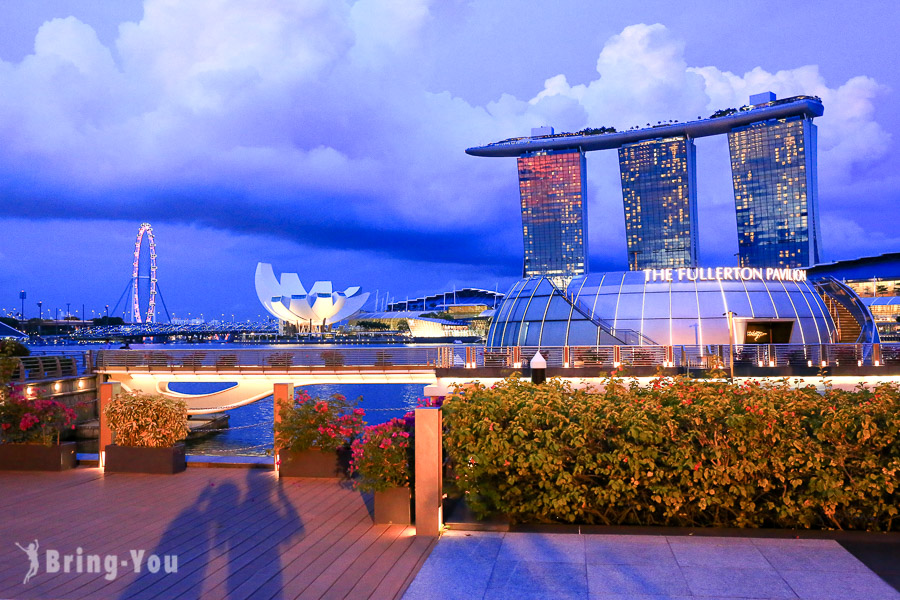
[95,347,458,413]
[94,343,899,414]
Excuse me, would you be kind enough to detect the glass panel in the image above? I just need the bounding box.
[670,291,699,318]
[523,294,552,321]
[642,289,670,318]
[593,293,619,320]
[615,293,644,319]
[671,318,701,345]
[746,291,776,316]
[567,320,598,346]
[641,320,670,345]
[789,292,813,317]
[722,289,752,318]
[544,296,574,320]
[502,322,520,347]
[697,291,725,318]
[539,321,567,345]
[523,321,541,346]
[510,298,530,321]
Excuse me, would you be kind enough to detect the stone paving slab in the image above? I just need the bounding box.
[403,531,900,600]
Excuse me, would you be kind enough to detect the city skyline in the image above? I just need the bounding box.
[0,1,897,319]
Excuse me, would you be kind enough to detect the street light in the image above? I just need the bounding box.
[19,290,25,321]
[105,305,109,324]
[36,301,42,336]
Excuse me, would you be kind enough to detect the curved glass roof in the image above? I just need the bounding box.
[487,271,843,347]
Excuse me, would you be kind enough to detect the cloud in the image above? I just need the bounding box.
[0,8,892,273]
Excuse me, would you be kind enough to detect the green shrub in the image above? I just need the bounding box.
[442,375,900,531]
[105,391,189,448]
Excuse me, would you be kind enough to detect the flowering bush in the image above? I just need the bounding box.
[0,390,77,445]
[443,374,900,531]
[104,391,189,448]
[350,418,411,492]
[274,390,365,453]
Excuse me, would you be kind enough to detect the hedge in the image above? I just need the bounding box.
[442,375,900,530]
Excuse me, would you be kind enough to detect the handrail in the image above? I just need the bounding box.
[90,343,900,373]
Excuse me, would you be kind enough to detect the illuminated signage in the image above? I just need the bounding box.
[643,267,807,283]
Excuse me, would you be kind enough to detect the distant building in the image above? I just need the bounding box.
[386,288,504,313]
[517,148,588,286]
[467,93,824,272]
[619,136,698,269]
[728,95,820,268]
[254,263,369,332]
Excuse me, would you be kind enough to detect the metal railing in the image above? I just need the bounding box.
[7,354,91,382]
[89,343,900,374]
[96,347,444,372]
[481,343,892,369]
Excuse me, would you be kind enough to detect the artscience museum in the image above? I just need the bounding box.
[255,263,369,331]
[487,268,877,348]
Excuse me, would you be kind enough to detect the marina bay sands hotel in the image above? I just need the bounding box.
[466,92,823,281]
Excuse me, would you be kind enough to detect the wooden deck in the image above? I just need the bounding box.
[0,468,435,599]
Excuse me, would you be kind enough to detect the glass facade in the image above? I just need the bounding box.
[729,116,820,269]
[618,137,698,270]
[486,271,850,347]
[517,149,588,286]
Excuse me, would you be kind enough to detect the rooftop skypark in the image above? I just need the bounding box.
[465,95,823,156]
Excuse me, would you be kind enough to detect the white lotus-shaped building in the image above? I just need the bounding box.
[255,263,370,330]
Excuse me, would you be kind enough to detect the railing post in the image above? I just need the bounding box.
[563,346,570,368]
[98,382,121,470]
[512,346,521,368]
[273,383,294,475]
[873,343,882,366]
[415,406,443,536]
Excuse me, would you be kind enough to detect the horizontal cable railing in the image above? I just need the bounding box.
[97,347,444,372]
[91,343,900,373]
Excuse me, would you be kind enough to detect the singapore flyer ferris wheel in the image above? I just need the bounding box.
[132,222,158,323]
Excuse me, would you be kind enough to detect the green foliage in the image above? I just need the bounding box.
[274,389,365,453]
[350,418,411,492]
[442,375,900,531]
[0,391,76,445]
[709,107,738,119]
[356,320,390,331]
[104,391,189,448]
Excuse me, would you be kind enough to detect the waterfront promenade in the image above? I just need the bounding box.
[0,468,433,599]
[1,467,898,599]
[405,530,900,600]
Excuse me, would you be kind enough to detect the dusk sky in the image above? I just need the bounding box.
[0,0,897,321]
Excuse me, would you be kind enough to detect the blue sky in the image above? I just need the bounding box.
[0,0,897,321]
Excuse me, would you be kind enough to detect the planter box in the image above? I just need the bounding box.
[0,441,76,471]
[104,443,186,474]
[279,448,342,478]
[374,486,411,524]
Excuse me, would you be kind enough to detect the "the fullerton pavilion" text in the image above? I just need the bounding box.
[643,267,807,283]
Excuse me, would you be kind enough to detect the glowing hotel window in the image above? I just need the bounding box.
[618,136,698,270]
[517,149,588,287]
[728,115,820,268]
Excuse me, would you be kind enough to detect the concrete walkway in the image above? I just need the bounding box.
[403,531,900,600]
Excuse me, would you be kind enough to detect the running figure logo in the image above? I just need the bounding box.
[15,539,39,584]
